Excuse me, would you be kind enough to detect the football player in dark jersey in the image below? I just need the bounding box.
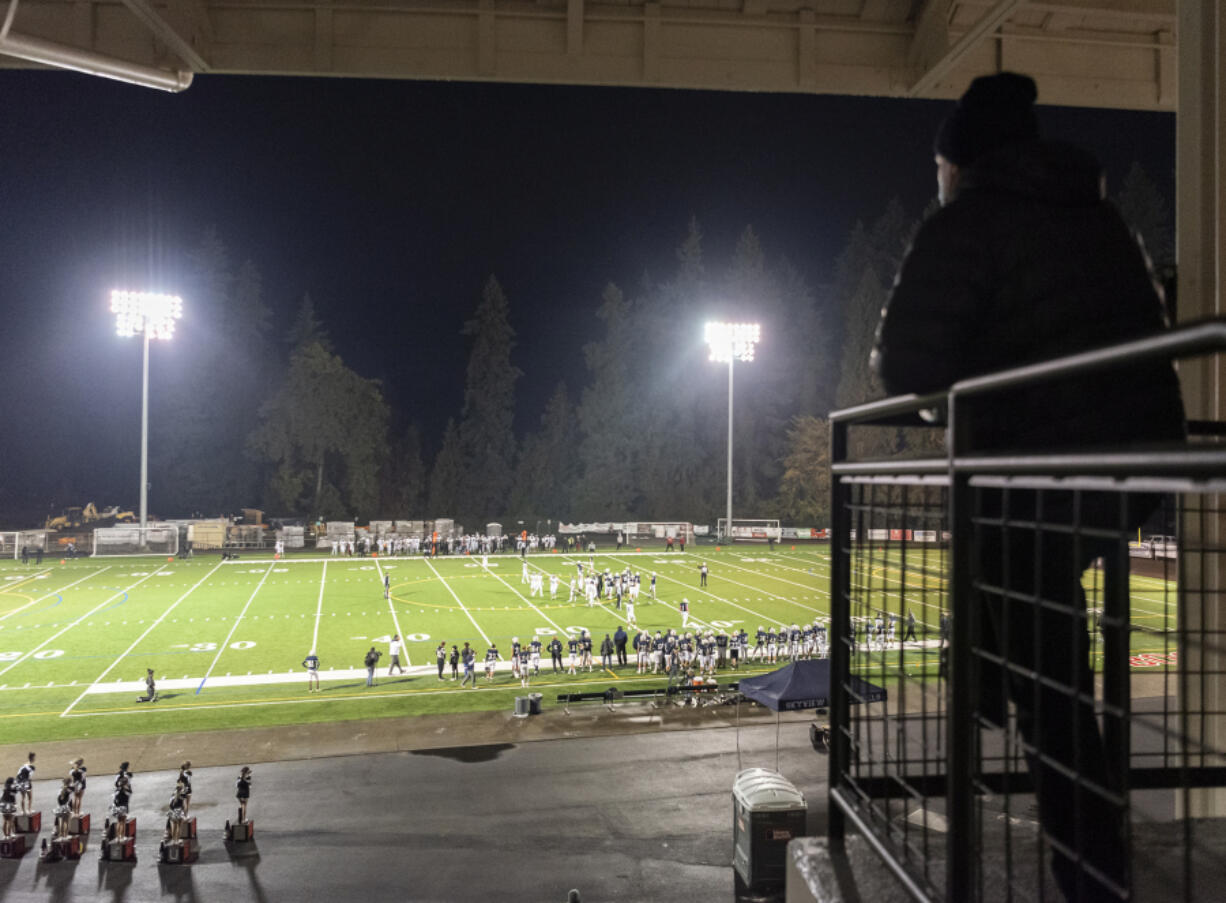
[580,631,594,672]
[566,635,580,674]
[518,645,532,687]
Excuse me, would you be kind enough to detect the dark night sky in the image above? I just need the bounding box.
[0,70,1174,519]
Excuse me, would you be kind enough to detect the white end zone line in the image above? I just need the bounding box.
[59,560,225,717]
[0,566,164,681]
[425,557,491,646]
[0,567,110,621]
[311,561,328,655]
[196,561,276,694]
[375,558,410,666]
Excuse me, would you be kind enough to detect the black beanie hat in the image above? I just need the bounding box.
[934,72,1039,166]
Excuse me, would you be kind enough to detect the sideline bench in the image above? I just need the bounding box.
[556,682,741,714]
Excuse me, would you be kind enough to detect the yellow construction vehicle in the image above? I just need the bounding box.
[45,503,137,531]
[45,507,85,531]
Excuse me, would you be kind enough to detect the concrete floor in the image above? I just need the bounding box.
[0,703,829,902]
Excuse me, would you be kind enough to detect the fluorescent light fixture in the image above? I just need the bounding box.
[111,290,183,340]
[705,321,760,363]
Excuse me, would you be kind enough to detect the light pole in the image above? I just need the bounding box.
[704,322,759,544]
[111,290,183,535]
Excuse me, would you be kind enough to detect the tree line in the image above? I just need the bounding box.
[146,164,1170,529]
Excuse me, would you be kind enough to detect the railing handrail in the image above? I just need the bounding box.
[829,317,1226,430]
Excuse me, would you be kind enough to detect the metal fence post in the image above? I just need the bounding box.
[828,417,850,844]
[946,391,976,902]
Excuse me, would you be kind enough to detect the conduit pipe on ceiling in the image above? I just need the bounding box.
[0,0,192,92]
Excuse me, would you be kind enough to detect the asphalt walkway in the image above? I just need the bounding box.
[0,699,828,902]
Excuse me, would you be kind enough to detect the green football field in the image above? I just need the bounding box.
[0,545,1178,745]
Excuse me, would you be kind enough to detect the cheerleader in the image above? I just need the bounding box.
[1,777,16,838]
[53,777,73,838]
[166,786,188,841]
[176,762,193,815]
[15,752,35,814]
[235,767,252,824]
[69,757,87,814]
[109,777,132,841]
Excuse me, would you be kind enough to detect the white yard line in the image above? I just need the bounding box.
[59,560,224,717]
[0,566,164,681]
[711,556,831,599]
[311,561,328,654]
[615,553,821,618]
[425,557,492,646]
[608,555,780,628]
[0,567,110,621]
[196,561,276,694]
[485,567,578,635]
[375,558,410,666]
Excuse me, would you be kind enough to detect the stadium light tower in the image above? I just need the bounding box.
[111,290,183,533]
[704,322,760,543]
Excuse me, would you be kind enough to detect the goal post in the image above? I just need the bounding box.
[0,532,18,559]
[717,518,782,542]
[92,525,179,557]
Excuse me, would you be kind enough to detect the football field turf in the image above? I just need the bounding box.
[0,546,1178,745]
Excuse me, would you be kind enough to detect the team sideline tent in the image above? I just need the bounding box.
[736,659,887,770]
[738,659,887,712]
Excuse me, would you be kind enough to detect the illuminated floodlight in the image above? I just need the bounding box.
[111,289,184,536]
[705,321,760,543]
[705,321,760,363]
[111,290,183,340]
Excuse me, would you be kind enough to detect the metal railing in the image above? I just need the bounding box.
[827,318,1226,902]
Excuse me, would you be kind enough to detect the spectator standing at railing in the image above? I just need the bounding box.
[871,71,1185,903]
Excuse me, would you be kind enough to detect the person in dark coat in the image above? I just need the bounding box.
[599,634,614,670]
[613,626,628,667]
[872,71,1185,903]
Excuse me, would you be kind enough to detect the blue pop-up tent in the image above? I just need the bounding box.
[738,659,887,712]
[736,660,887,770]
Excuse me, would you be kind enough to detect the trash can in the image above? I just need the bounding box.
[528,693,543,715]
[732,768,807,893]
[513,696,531,717]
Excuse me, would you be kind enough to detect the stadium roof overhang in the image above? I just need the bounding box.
[1,0,1220,407]
[0,0,1178,109]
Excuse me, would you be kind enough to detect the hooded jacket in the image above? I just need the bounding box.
[871,140,1184,456]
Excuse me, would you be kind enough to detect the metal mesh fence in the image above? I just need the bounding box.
[827,319,1226,902]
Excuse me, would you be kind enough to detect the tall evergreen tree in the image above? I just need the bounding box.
[149,228,272,515]
[509,382,578,522]
[455,275,521,523]
[428,419,463,517]
[574,283,644,518]
[776,415,832,524]
[381,423,428,517]
[287,292,332,352]
[247,342,389,519]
